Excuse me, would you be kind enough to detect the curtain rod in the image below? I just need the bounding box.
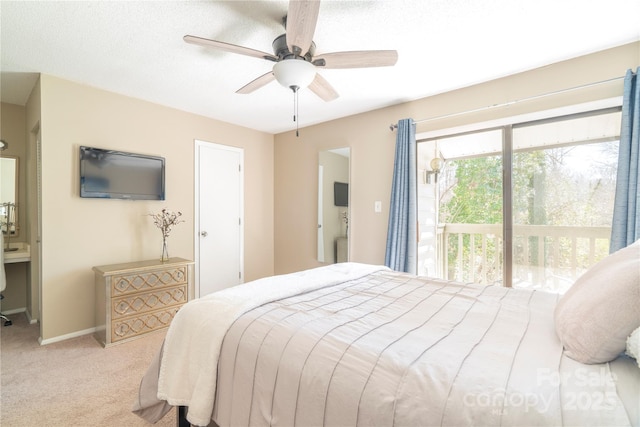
[389,75,625,131]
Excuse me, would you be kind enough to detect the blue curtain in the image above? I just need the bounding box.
[611,67,640,253]
[385,119,417,272]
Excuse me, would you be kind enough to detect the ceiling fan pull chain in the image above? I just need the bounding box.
[293,86,297,123]
[291,85,300,137]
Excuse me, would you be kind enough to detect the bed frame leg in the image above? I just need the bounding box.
[177,406,190,427]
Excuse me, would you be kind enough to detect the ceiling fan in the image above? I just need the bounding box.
[183,0,398,102]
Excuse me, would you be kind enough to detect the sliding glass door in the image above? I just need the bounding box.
[417,128,504,284]
[417,107,621,293]
[511,109,620,292]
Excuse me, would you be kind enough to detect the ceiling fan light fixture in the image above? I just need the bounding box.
[273,59,316,91]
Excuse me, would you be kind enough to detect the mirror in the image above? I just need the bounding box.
[317,148,350,263]
[1,156,19,237]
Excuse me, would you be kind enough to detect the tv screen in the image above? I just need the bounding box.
[334,181,348,207]
[79,146,165,200]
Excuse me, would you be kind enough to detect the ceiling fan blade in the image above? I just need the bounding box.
[236,71,276,94]
[184,35,278,62]
[309,73,339,102]
[286,0,320,56]
[313,50,398,69]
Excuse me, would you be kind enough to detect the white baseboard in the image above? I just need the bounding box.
[2,308,94,344]
[2,307,26,315]
[1,308,38,324]
[39,327,96,346]
[24,309,38,324]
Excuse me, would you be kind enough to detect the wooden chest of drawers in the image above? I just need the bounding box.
[93,257,194,347]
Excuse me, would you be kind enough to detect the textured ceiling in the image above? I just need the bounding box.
[2,0,639,134]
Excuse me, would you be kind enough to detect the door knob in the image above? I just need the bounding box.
[200,231,208,237]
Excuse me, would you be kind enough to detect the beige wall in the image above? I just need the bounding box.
[1,102,28,312]
[37,75,274,341]
[25,77,41,322]
[273,41,640,274]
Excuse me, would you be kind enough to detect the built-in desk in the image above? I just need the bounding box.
[3,243,31,263]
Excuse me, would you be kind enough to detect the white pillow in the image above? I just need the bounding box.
[627,327,640,368]
[554,240,640,364]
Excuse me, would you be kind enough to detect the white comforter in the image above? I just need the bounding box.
[136,262,636,427]
[157,263,388,426]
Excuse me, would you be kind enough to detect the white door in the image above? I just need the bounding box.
[195,140,244,297]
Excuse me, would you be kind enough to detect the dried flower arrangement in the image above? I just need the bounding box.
[149,209,184,261]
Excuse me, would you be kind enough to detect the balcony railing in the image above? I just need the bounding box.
[438,223,611,293]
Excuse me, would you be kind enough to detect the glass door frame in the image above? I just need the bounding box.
[418,106,622,288]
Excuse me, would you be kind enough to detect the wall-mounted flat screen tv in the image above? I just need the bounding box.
[334,181,348,207]
[79,146,165,200]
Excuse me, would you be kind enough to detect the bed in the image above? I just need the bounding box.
[133,248,640,426]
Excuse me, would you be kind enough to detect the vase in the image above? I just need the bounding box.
[161,237,169,262]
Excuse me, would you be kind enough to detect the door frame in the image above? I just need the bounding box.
[194,139,244,298]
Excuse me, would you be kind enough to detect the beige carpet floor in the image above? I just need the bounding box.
[1,313,176,426]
